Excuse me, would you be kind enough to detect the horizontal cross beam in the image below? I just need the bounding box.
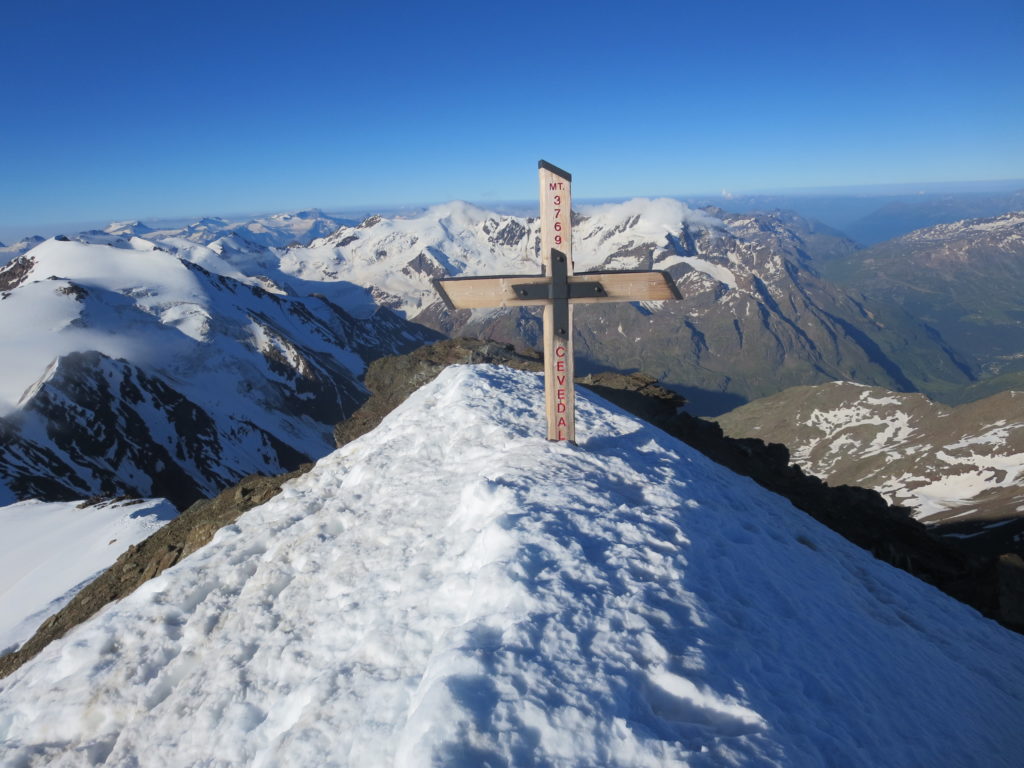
[433,269,681,310]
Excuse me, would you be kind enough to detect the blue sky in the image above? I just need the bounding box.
[1,0,1022,240]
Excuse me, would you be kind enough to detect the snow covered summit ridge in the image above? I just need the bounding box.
[2,365,1022,767]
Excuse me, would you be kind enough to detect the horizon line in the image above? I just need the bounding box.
[3,176,1023,245]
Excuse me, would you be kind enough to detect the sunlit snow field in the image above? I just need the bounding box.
[0,498,177,654]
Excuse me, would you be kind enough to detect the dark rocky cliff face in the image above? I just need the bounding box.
[3,338,1018,681]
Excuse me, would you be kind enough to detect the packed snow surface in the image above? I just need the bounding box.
[0,499,177,655]
[2,366,1023,767]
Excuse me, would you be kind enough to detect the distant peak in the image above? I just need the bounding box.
[578,198,723,230]
[270,208,327,221]
[105,220,152,234]
[421,200,492,224]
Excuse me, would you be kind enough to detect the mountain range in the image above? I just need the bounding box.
[104,208,358,249]
[5,199,1022,514]
[4,201,1019,512]
[242,199,974,414]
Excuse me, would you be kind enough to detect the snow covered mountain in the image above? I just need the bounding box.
[44,199,978,416]
[0,234,439,508]
[11,202,1016,418]
[1,365,1022,766]
[1,201,1009,520]
[716,382,1024,556]
[265,199,972,414]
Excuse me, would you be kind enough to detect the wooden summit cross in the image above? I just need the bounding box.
[434,160,681,442]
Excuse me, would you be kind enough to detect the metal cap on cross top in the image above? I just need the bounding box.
[434,160,682,443]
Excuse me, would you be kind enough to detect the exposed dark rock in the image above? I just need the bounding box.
[577,370,684,425]
[997,554,1024,630]
[402,252,448,281]
[57,283,88,300]
[0,254,36,292]
[489,219,528,248]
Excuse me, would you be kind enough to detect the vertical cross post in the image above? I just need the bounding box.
[538,161,574,441]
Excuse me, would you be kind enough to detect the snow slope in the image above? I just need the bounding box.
[2,366,1022,767]
[0,498,177,656]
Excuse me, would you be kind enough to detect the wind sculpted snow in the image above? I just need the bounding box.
[1,367,1023,767]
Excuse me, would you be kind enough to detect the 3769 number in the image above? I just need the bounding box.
[553,195,562,244]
